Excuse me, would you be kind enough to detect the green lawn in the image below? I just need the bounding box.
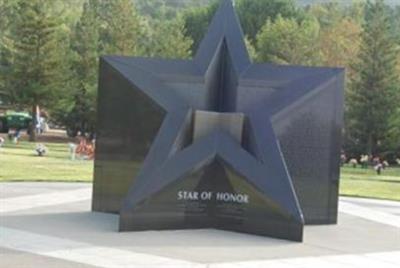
[340,165,400,201]
[0,140,93,182]
[1,141,399,201]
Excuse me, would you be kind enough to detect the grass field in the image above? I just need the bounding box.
[340,165,400,201]
[0,141,93,182]
[1,140,399,201]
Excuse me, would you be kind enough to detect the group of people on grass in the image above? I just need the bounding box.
[0,131,95,160]
[341,152,400,175]
[69,137,95,160]
[36,137,95,160]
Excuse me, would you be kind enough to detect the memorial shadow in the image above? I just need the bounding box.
[2,210,290,245]
[1,210,303,262]
[2,211,399,263]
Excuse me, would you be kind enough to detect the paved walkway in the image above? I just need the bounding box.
[0,182,399,268]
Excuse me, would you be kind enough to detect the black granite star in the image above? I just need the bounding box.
[96,0,343,241]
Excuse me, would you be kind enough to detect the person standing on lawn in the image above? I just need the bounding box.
[360,154,369,169]
[374,161,383,175]
[14,129,21,144]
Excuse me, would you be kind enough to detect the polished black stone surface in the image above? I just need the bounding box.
[92,0,344,242]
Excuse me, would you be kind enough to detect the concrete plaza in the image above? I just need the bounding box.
[0,182,399,268]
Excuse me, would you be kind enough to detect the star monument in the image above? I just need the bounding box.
[92,0,344,242]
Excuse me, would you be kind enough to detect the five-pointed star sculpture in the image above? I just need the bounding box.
[99,0,342,241]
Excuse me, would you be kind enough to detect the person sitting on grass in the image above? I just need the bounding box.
[349,158,358,168]
[86,142,95,160]
[76,138,87,160]
[35,143,48,157]
[75,138,95,160]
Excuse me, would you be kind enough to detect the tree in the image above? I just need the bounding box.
[236,0,301,44]
[182,0,303,55]
[0,0,18,103]
[313,3,362,83]
[182,1,219,53]
[56,0,101,137]
[143,16,193,59]
[8,0,67,141]
[308,2,363,72]
[347,0,400,156]
[0,0,16,39]
[244,36,256,61]
[134,0,211,20]
[387,5,400,44]
[319,18,361,69]
[387,106,400,156]
[98,0,145,56]
[0,34,13,105]
[134,0,178,20]
[388,4,400,128]
[55,0,193,137]
[56,0,147,137]
[256,15,321,65]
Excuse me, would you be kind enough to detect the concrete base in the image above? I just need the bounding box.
[1,182,399,268]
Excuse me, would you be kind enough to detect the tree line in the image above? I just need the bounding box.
[0,0,399,160]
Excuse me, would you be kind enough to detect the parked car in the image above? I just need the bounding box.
[0,111,32,133]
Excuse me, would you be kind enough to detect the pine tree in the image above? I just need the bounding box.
[0,35,17,105]
[348,0,400,155]
[0,0,17,103]
[99,0,145,56]
[60,0,101,137]
[9,0,67,141]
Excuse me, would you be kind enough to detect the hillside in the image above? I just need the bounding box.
[297,0,400,7]
[134,0,400,16]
